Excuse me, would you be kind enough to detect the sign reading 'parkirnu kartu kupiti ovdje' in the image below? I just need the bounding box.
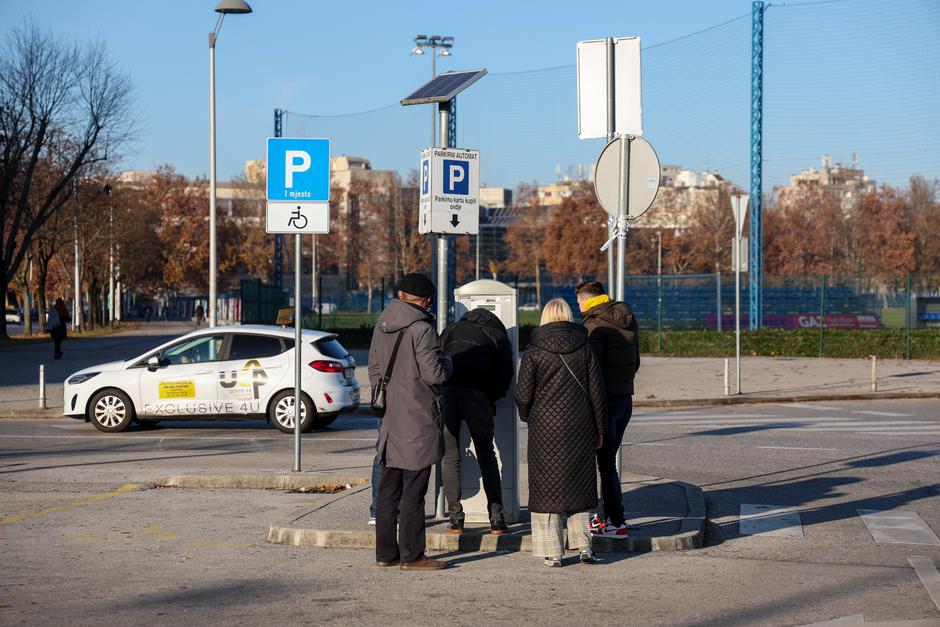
[419,147,480,235]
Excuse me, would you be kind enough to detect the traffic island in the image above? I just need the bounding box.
[156,473,368,491]
[266,473,705,553]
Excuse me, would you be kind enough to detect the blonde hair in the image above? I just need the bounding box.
[540,298,573,326]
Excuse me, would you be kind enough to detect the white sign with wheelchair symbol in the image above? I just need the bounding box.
[265,202,329,234]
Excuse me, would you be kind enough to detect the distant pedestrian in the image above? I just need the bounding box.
[145,305,152,323]
[369,273,452,571]
[194,304,205,327]
[576,280,641,539]
[440,307,514,535]
[515,298,607,567]
[46,298,70,360]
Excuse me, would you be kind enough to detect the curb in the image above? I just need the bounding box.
[266,478,707,554]
[4,391,939,420]
[630,390,940,408]
[157,474,368,491]
[0,409,63,420]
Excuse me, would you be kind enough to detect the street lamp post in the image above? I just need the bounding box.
[208,0,252,328]
[411,35,453,282]
[105,185,114,326]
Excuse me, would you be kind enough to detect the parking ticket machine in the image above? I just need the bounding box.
[452,279,519,523]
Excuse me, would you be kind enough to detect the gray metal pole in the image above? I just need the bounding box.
[294,233,302,472]
[38,364,46,409]
[735,233,742,395]
[475,234,480,280]
[311,235,317,309]
[434,105,450,519]
[615,136,631,303]
[108,194,114,326]
[717,271,722,332]
[208,32,218,328]
[74,205,80,331]
[606,37,616,292]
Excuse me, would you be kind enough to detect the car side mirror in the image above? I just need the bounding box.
[147,356,160,371]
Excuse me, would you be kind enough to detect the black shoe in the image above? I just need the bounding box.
[447,517,464,534]
[490,505,507,535]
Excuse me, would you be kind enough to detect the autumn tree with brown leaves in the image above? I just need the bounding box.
[542,183,608,282]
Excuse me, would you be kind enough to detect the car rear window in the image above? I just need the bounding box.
[229,334,286,360]
[315,338,349,359]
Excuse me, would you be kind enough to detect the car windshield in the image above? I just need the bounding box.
[162,335,224,365]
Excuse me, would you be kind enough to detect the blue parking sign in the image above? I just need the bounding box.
[266,138,330,202]
[443,159,469,195]
[421,159,430,195]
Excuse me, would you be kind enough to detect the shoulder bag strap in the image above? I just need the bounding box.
[384,331,405,380]
[558,354,587,398]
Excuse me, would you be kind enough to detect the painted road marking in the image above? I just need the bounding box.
[859,510,940,546]
[636,414,787,420]
[0,434,375,442]
[635,416,854,423]
[757,446,839,451]
[739,504,804,538]
[909,556,940,614]
[791,426,940,432]
[774,403,844,411]
[0,483,139,526]
[851,410,911,417]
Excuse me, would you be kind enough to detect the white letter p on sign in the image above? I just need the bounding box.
[285,150,311,188]
[448,164,465,191]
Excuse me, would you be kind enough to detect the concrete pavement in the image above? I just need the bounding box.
[2,400,939,625]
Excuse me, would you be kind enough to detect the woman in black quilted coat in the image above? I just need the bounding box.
[515,298,607,566]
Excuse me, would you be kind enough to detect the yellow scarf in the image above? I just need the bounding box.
[580,294,610,313]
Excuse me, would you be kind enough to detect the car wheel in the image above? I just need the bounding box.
[89,389,134,433]
[312,414,338,429]
[269,390,314,434]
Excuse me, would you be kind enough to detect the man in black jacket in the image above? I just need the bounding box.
[440,307,514,535]
[576,280,641,539]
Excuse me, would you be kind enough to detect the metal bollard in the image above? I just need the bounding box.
[724,358,730,396]
[871,355,877,392]
[39,364,46,409]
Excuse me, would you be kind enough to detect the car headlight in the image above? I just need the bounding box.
[67,372,100,385]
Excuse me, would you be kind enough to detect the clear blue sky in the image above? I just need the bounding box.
[2,0,937,190]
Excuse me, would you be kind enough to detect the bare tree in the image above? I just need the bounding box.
[0,23,136,336]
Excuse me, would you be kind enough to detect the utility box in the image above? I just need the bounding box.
[452,279,519,524]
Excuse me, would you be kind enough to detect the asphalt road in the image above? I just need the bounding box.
[1,399,939,626]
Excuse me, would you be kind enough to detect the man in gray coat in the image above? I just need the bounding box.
[369,273,453,571]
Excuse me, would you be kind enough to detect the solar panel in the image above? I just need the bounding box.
[400,69,487,106]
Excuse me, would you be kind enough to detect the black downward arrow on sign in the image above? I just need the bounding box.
[450,214,460,227]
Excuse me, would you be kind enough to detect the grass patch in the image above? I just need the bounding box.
[636,328,940,360]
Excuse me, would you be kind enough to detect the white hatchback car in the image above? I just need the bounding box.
[63,325,360,433]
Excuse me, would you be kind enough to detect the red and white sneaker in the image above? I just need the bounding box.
[598,522,629,538]
[590,515,609,535]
